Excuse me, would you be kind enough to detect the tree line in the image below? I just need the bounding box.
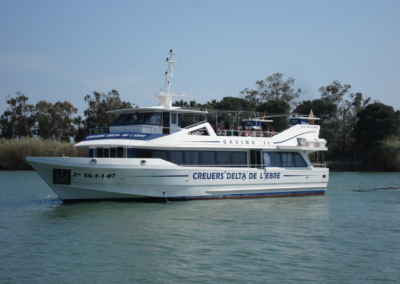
[173,73,400,169]
[0,90,133,142]
[1,73,399,170]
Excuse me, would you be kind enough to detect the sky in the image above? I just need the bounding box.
[1,0,399,118]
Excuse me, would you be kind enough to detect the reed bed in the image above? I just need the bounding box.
[0,137,87,170]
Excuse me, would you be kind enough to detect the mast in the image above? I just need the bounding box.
[155,50,184,108]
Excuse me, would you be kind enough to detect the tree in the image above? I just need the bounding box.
[294,99,337,125]
[256,100,291,132]
[35,100,78,141]
[318,80,351,105]
[0,92,35,138]
[83,90,133,136]
[73,116,86,142]
[214,97,256,111]
[316,81,371,161]
[240,73,305,108]
[354,103,400,159]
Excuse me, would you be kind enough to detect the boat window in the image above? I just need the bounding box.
[264,152,308,167]
[282,153,295,167]
[269,152,281,167]
[185,151,200,165]
[263,152,270,167]
[217,152,231,166]
[122,113,139,125]
[163,112,170,127]
[111,114,131,126]
[96,148,104,158]
[202,151,216,165]
[232,152,246,166]
[146,113,162,125]
[171,113,177,124]
[137,150,151,158]
[170,151,183,165]
[294,153,307,167]
[119,113,158,125]
[110,148,117,158]
[117,147,124,158]
[153,150,168,161]
[104,148,109,158]
[134,113,152,125]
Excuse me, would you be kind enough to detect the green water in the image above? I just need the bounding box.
[0,171,399,283]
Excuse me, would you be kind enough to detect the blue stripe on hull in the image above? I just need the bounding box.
[61,190,325,203]
[169,190,326,200]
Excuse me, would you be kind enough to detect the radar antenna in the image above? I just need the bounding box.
[155,50,185,108]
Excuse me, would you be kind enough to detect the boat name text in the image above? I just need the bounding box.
[193,172,281,180]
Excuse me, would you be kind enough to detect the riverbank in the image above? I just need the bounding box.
[0,137,86,170]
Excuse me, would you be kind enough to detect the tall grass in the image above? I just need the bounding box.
[0,137,87,170]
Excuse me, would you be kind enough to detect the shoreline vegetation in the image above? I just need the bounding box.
[1,137,399,172]
[0,137,86,171]
[2,76,399,171]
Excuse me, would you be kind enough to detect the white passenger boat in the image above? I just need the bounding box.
[26,50,329,202]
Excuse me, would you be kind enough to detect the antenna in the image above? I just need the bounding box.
[155,50,184,107]
[158,59,160,92]
[179,55,181,95]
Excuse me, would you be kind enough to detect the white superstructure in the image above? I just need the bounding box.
[26,51,329,202]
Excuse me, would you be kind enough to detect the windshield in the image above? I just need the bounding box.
[111,113,162,126]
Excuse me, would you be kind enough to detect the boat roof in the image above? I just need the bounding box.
[106,106,208,115]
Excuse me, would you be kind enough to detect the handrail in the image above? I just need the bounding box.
[215,130,279,137]
[311,163,326,168]
[90,125,181,135]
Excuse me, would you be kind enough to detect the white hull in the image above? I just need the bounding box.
[27,157,328,201]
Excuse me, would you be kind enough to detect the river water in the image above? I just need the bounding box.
[0,171,399,283]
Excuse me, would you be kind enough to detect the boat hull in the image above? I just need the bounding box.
[26,157,328,202]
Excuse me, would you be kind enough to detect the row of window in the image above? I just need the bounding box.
[111,113,163,126]
[264,152,307,167]
[90,148,308,168]
[91,148,247,166]
[111,112,182,127]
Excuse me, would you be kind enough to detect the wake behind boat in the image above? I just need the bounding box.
[26,50,329,202]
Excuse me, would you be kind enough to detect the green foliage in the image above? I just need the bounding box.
[214,97,256,111]
[0,92,35,138]
[318,80,351,105]
[354,103,400,166]
[314,81,371,161]
[35,100,78,142]
[73,116,86,142]
[172,100,200,108]
[240,73,305,108]
[294,99,337,125]
[82,90,133,139]
[0,137,87,170]
[0,92,79,141]
[256,100,290,132]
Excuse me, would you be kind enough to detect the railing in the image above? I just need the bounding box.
[90,127,110,134]
[311,163,326,168]
[215,130,279,137]
[90,126,181,135]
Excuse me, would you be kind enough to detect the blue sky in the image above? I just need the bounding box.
[1,0,399,117]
